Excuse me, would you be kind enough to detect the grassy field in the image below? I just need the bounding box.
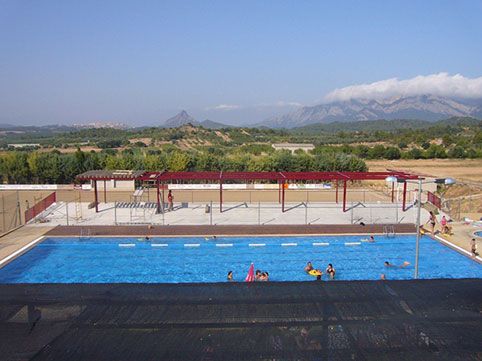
[367,159,482,184]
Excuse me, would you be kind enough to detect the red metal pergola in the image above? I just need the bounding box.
[77,170,421,214]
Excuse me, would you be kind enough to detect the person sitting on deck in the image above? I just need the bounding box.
[227,271,233,281]
[384,261,410,268]
[326,264,336,279]
[304,262,314,273]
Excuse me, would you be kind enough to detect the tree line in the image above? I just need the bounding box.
[0,148,367,184]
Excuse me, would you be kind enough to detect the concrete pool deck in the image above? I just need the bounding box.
[0,279,480,360]
[31,201,422,227]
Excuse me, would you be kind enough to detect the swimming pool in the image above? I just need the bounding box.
[0,235,480,283]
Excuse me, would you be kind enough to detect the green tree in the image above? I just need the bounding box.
[168,151,191,171]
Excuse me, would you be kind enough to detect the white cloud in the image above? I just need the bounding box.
[324,73,482,102]
[205,104,240,111]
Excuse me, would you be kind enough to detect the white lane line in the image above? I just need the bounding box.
[151,244,168,247]
[119,243,136,247]
[345,242,361,246]
[216,243,233,247]
[184,243,200,247]
[0,236,44,267]
[313,242,329,246]
[249,243,266,247]
[281,243,297,246]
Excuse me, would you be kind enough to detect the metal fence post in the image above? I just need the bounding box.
[1,195,5,233]
[350,202,354,224]
[395,201,398,224]
[114,202,117,225]
[66,202,69,226]
[210,201,213,226]
[305,201,308,225]
[258,201,260,225]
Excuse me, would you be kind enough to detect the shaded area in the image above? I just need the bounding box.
[0,279,481,360]
[46,223,416,236]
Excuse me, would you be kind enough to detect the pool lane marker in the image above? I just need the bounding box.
[281,243,297,247]
[0,236,44,268]
[313,242,329,246]
[151,244,168,247]
[119,243,135,247]
[249,243,266,247]
[184,243,200,247]
[216,243,233,247]
[345,242,361,246]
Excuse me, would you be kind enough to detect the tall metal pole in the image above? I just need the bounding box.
[1,195,5,233]
[414,178,423,279]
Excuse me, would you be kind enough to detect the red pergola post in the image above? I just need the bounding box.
[219,180,223,213]
[342,180,347,212]
[402,181,407,211]
[391,182,394,203]
[94,180,99,213]
[335,180,339,203]
[281,181,285,212]
[156,180,160,213]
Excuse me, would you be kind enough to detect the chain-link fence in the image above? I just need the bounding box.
[46,200,418,227]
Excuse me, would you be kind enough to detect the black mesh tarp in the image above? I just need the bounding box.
[0,279,481,360]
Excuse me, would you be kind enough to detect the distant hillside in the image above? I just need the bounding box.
[199,119,232,129]
[263,95,482,128]
[291,117,482,134]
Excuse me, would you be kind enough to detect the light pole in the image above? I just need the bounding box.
[385,176,455,279]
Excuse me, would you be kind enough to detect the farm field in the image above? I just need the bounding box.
[367,159,482,184]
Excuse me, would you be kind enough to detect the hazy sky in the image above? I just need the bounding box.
[1,0,482,126]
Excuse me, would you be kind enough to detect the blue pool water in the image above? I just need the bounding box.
[0,235,480,283]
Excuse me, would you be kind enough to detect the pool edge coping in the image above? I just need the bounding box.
[0,236,45,270]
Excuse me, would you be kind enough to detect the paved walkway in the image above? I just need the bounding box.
[0,226,53,266]
[431,222,482,263]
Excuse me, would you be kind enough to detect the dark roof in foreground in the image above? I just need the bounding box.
[0,279,481,360]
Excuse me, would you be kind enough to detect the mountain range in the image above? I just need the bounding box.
[261,95,482,128]
[163,110,230,129]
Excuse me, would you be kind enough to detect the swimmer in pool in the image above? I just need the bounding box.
[255,269,262,281]
[326,264,336,279]
[227,271,233,281]
[384,261,410,268]
[305,262,314,273]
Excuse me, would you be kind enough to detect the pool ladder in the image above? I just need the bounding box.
[79,228,92,240]
[383,225,396,238]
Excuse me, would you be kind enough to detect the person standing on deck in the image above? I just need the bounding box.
[426,211,437,234]
[167,190,174,211]
[471,238,478,257]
